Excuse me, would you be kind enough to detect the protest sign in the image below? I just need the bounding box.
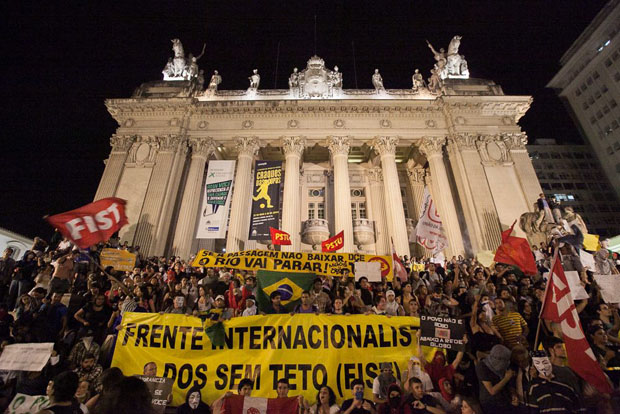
[5,394,49,414]
[579,250,596,271]
[564,271,589,300]
[354,262,381,282]
[594,274,620,304]
[137,375,173,414]
[112,312,420,406]
[100,248,136,272]
[192,250,394,280]
[419,316,466,351]
[0,343,53,371]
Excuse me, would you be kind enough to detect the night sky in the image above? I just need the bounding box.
[1,1,608,240]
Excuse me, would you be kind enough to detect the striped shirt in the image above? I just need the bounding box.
[527,378,580,413]
[493,311,527,348]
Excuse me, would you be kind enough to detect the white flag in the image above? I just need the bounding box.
[242,396,268,414]
[415,187,448,253]
[196,160,236,239]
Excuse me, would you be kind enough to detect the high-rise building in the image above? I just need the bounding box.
[547,0,620,199]
[527,139,620,237]
[96,39,543,259]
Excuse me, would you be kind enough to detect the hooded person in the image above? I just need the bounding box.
[424,350,455,391]
[475,344,514,411]
[377,384,411,414]
[176,385,211,414]
[372,362,400,403]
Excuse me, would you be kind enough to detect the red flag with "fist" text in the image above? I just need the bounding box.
[46,198,129,249]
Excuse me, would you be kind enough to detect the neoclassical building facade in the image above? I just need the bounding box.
[96,53,540,260]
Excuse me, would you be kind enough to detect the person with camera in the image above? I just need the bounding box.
[340,379,376,414]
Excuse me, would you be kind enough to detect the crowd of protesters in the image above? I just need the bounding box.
[0,228,619,414]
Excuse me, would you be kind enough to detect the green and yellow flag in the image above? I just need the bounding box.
[256,270,316,312]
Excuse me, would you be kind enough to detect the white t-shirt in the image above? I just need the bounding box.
[309,403,339,414]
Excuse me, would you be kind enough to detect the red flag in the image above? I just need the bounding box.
[493,220,537,275]
[222,395,299,414]
[227,281,238,310]
[46,198,128,249]
[269,227,291,245]
[391,238,408,282]
[540,252,612,394]
[322,231,344,252]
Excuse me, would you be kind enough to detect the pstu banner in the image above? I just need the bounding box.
[192,250,394,280]
[196,160,236,239]
[249,161,282,240]
[111,313,420,406]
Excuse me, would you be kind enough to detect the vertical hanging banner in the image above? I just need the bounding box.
[415,187,448,253]
[196,160,236,239]
[249,161,282,240]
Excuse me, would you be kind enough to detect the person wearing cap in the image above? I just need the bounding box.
[384,290,404,316]
[241,295,257,317]
[208,294,233,321]
[372,362,400,404]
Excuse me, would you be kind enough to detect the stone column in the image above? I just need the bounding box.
[134,135,185,256]
[406,165,426,222]
[281,136,306,251]
[406,164,426,258]
[506,133,542,210]
[327,136,354,253]
[151,139,189,256]
[367,167,390,255]
[171,138,216,259]
[226,137,260,253]
[419,137,465,257]
[94,135,134,200]
[372,136,410,257]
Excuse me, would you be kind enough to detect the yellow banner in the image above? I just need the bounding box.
[192,250,394,280]
[112,312,419,406]
[100,248,136,272]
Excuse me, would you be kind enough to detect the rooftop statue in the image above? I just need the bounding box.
[248,69,260,91]
[162,39,206,81]
[427,36,470,80]
[207,70,222,93]
[372,69,385,93]
[412,68,426,92]
[296,56,342,98]
[289,67,300,97]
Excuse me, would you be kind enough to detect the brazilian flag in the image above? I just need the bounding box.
[256,270,316,312]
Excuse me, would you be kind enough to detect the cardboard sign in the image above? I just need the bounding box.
[564,270,589,300]
[5,394,50,414]
[419,316,466,351]
[354,261,382,282]
[0,343,53,372]
[579,250,596,271]
[137,375,173,414]
[594,274,620,304]
[100,248,136,272]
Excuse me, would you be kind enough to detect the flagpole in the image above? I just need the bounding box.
[534,246,559,350]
